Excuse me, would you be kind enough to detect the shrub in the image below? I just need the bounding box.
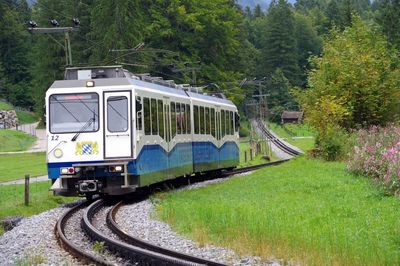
[347,125,400,195]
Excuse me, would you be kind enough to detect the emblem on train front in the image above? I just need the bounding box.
[75,141,99,155]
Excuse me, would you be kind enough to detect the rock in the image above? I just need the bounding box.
[1,216,23,232]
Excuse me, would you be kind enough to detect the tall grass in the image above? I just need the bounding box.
[156,157,400,265]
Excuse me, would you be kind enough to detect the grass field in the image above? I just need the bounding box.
[0,181,78,236]
[0,130,36,152]
[239,140,280,167]
[269,122,316,152]
[0,100,38,124]
[0,153,47,182]
[155,157,400,265]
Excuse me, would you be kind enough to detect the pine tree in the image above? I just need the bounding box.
[0,1,32,107]
[374,0,400,50]
[260,0,300,86]
[90,0,145,64]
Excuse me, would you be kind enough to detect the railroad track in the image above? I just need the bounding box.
[256,118,302,157]
[55,201,112,265]
[55,160,288,265]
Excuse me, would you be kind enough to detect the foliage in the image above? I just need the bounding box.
[347,125,400,195]
[156,157,400,265]
[297,17,400,159]
[0,130,36,152]
[0,152,46,182]
[260,0,301,85]
[92,241,105,253]
[373,0,400,51]
[0,1,33,108]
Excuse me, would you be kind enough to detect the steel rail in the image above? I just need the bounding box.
[107,201,226,266]
[256,119,302,156]
[55,201,113,266]
[222,159,289,176]
[83,199,221,266]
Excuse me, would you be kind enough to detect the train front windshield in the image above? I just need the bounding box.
[49,93,99,133]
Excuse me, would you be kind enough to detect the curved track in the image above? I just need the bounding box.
[56,160,288,265]
[256,118,302,156]
[55,201,112,266]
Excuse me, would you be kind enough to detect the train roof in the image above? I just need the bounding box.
[49,66,236,107]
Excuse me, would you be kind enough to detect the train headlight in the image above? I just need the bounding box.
[53,148,63,158]
[86,81,95,87]
[109,165,123,172]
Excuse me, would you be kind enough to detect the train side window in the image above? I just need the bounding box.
[194,105,199,134]
[186,104,191,134]
[171,102,177,137]
[136,96,142,131]
[158,100,164,139]
[176,103,181,134]
[221,110,225,137]
[151,99,157,135]
[217,111,221,140]
[230,111,234,135]
[205,107,210,134]
[235,112,240,132]
[181,103,186,134]
[225,111,231,135]
[144,97,151,135]
[211,108,215,137]
[200,106,205,134]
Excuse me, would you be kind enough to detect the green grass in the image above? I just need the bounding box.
[0,181,78,236]
[0,101,13,110]
[0,100,38,124]
[0,130,36,152]
[16,110,38,124]
[0,153,47,182]
[269,122,316,152]
[155,157,400,266]
[239,140,280,167]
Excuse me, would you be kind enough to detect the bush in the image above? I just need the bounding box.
[347,125,400,195]
[317,125,347,161]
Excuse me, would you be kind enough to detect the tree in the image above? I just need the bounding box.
[297,17,400,133]
[0,1,32,107]
[253,4,264,17]
[374,0,400,50]
[90,0,145,64]
[260,0,301,86]
[293,12,322,85]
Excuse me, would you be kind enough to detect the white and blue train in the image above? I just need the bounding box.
[46,66,240,198]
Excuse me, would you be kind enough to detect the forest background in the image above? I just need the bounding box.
[0,0,399,128]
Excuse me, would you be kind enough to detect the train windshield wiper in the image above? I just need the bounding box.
[71,118,94,142]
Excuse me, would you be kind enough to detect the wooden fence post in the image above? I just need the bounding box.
[250,149,253,161]
[244,151,247,163]
[24,174,30,206]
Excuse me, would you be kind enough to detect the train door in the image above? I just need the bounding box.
[103,91,132,158]
[163,98,172,178]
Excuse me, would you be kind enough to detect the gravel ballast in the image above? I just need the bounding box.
[116,175,281,266]
[0,206,79,266]
[0,173,281,265]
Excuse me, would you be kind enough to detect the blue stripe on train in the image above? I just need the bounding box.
[47,141,239,179]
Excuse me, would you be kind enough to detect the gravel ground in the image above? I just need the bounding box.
[0,205,79,266]
[116,175,281,266]
[0,173,281,266]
